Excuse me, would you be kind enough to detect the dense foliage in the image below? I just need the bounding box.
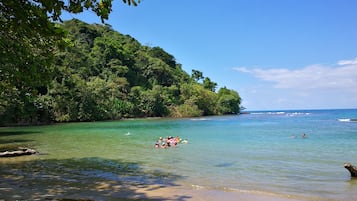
[0,18,241,125]
[0,0,138,125]
[1,0,139,91]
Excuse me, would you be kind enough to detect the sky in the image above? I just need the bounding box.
[62,0,357,111]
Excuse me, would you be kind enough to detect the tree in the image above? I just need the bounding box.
[1,0,140,81]
[203,77,217,92]
[216,87,241,114]
[176,99,202,117]
[179,83,217,116]
[149,47,176,68]
[0,0,140,124]
[0,0,135,85]
[191,69,204,82]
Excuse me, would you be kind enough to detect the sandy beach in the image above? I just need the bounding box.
[0,174,321,201]
[0,156,319,201]
[128,185,315,201]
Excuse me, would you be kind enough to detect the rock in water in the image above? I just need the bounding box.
[344,163,357,177]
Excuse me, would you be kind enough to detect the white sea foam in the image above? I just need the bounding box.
[250,112,286,115]
[190,118,210,121]
[337,118,357,122]
[287,112,310,116]
[250,111,310,116]
[338,118,351,122]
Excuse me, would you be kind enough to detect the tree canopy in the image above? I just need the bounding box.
[1,0,140,91]
[0,1,242,126]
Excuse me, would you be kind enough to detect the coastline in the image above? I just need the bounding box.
[1,108,356,128]
[1,109,356,200]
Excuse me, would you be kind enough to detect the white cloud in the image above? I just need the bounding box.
[338,57,357,65]
[233,58,357,110]
[233,62,357,90]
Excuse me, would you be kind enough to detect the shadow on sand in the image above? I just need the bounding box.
[0,157,191,201]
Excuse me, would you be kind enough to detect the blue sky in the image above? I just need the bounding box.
[62,0,357,110]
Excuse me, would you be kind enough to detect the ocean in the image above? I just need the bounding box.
[0,109,356,200]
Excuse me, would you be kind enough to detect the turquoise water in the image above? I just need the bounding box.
[0,109,357,200]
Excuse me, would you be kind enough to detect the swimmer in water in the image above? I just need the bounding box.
[161,142,167,149]
[154,142,160,148]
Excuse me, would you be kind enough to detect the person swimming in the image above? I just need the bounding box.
[154,142,160,148]
[161,142,167,148]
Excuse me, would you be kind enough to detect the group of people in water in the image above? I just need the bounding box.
[154,136,188,148]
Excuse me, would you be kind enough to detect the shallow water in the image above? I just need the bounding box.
[0,109,357,200]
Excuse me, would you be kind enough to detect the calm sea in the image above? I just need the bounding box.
[1,109,356,200]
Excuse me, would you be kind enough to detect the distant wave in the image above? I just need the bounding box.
[250,111,310,116]
[338,118,357,122]
[190,118,210,121]
[287,112,311,116]
[250,112,285,115]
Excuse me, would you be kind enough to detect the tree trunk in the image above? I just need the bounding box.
[0,148,37,157]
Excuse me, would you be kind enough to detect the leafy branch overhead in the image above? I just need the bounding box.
[0,0,140,97]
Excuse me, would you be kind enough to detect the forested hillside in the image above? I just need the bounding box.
[0,19,241,125]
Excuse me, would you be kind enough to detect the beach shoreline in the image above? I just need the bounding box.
[127,184,318,201]
[0,163,321,201]
[0,157,333,201]
[0,182,320,201]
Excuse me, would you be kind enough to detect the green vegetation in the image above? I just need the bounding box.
[0,1,241,126]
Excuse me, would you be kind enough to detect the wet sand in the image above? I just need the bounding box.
[127,185,320,201]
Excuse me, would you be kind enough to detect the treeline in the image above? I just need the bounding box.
[0,19,241,125]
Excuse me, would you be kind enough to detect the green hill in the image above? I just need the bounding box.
[0,19,241,125]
